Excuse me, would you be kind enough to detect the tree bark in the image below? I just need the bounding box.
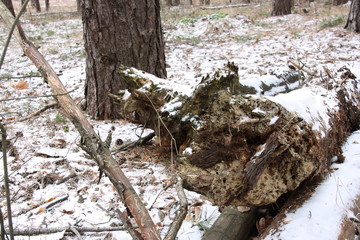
[202,207,257,240]
[115,63,360,207]
[45,0,49,11]
[333,0,348,5]
[0,3,161,240]
[31,0,40,12]
[345,0,360,32]
[76,0,81,12]
[82,0,167,120]
[271,0,291,16]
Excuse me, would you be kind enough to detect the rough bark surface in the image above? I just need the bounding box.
[45,0,49,11]
[345,0,360,32]
[271,0,291,16]
[31,0,40,12]
[116,63,360,207]
[81,0,167,119]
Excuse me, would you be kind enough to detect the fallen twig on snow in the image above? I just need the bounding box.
[200,4,249,9]
[164,177,188,240]
[113,132,155,153]
[287,59,318,77]
[18,103,58,122]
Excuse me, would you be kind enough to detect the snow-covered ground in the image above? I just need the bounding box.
[0,2,360,239]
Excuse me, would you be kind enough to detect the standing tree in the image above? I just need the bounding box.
[76,0,81,12]
[31,0,40,12]
[45,0,49,11]
[345,0,360,32]
[333,0,347,5]
[166,0,180,5]
[81,0,167,119]
[271,0,292,16]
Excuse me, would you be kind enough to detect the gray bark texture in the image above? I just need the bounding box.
[81,0,167,119]
[271,0,291,16]
[114,62,360,207]
[345,0,360,32]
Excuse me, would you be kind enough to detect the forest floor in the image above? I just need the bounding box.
[0,1,360,239]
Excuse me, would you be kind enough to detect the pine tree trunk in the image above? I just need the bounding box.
[345,0,360,32]
[31,0,41,12]
[82,0,167,119]
[45,0,49,11]
[333,0,348,5]
[271,0,291,16]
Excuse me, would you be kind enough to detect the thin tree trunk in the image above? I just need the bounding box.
[345,0,360,32]
[82,0,167,120]
[76,0,80,12]
[45,0,49,11]
[31,0,40,12]
[271,0,292,16]
[0,3,161,240]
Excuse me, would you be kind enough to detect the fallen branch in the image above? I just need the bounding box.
[18,103,58,122]
[55,172,77,185]
[7,226,128,236]
[202,207,257,240]
[164,177,188,240]
[200,3,249,9]
[0,3,160,240]
[287,59,318,77]
[112,132,155,152]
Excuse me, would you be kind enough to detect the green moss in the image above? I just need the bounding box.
[319,15,344,29]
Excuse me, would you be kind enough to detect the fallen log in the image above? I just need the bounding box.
[115,62,360,207]
[202,207,257,240]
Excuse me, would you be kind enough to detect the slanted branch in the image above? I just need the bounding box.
[115,62,360,207]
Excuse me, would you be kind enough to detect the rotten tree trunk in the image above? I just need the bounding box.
[0,3,160,240]
[115,62,360,207]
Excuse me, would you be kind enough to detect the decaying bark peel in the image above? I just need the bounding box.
[117,62,360,207]
[0,3,160,240]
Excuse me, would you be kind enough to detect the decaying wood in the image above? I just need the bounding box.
[0,3,160,240]
[116,62,360,207]
[202,207,257,240]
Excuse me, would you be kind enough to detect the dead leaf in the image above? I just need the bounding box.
[62,209,74,214]
[14,80,29,90]
[49,139,67,148]
[45,196,57,203]
[36,207,46,214]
